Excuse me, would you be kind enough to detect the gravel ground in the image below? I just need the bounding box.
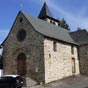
[23,75,88,88]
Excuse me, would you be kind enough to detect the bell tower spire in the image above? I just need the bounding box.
[38,2,60,26]
[38,2,53,19]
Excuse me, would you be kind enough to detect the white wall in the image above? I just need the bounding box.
[0,48,3,55]
[0,70,3,77]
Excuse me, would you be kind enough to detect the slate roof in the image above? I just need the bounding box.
[22,12,77,45]
[70,30,88,45]
[38,2,53,19]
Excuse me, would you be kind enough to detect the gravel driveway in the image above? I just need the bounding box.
[23,75,88,88]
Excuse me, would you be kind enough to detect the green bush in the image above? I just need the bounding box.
[0,56,3,69]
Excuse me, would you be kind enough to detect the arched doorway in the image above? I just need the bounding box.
[72,58,76,74]
[17,53,26,76]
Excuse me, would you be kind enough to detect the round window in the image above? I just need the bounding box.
[17,29,26,41]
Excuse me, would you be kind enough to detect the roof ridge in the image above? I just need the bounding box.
[70,29,87,33]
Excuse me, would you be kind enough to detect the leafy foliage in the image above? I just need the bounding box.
[0,56,3,69]
[59,18,70,31]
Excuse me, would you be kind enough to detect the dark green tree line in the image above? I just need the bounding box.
[58,18,70,31]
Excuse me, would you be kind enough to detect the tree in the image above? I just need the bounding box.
[77,27,82,31]
[59,18,70,31]
[0,55,3,69]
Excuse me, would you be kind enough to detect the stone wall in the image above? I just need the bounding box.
[44,38,79,83]
[79,45,88,75]
[2,12,80,84]
[3,12,45,83]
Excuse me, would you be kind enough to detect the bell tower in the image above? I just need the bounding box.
[38,2,53,19]
[38,2,60,26]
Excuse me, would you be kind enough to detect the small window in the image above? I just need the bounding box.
[53,41,57,52]
[58,23,60,26]
[17,29,26,42]
[50,20,52,24]
[19,17,23,23]
[71,45,74,54]
[58,22,60,26]
[53,22,55,25]
[49,54,51,58]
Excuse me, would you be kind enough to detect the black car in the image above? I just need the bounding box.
[0,75,24,88]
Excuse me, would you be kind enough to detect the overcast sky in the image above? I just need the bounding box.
[0,0,88,44]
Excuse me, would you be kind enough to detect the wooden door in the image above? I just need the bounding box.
[17,53,26,76]
[72,58,76,74]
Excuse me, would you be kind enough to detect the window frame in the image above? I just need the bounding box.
[53,41,57,52]
[71,45,74,54]
[17,29,26,42]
